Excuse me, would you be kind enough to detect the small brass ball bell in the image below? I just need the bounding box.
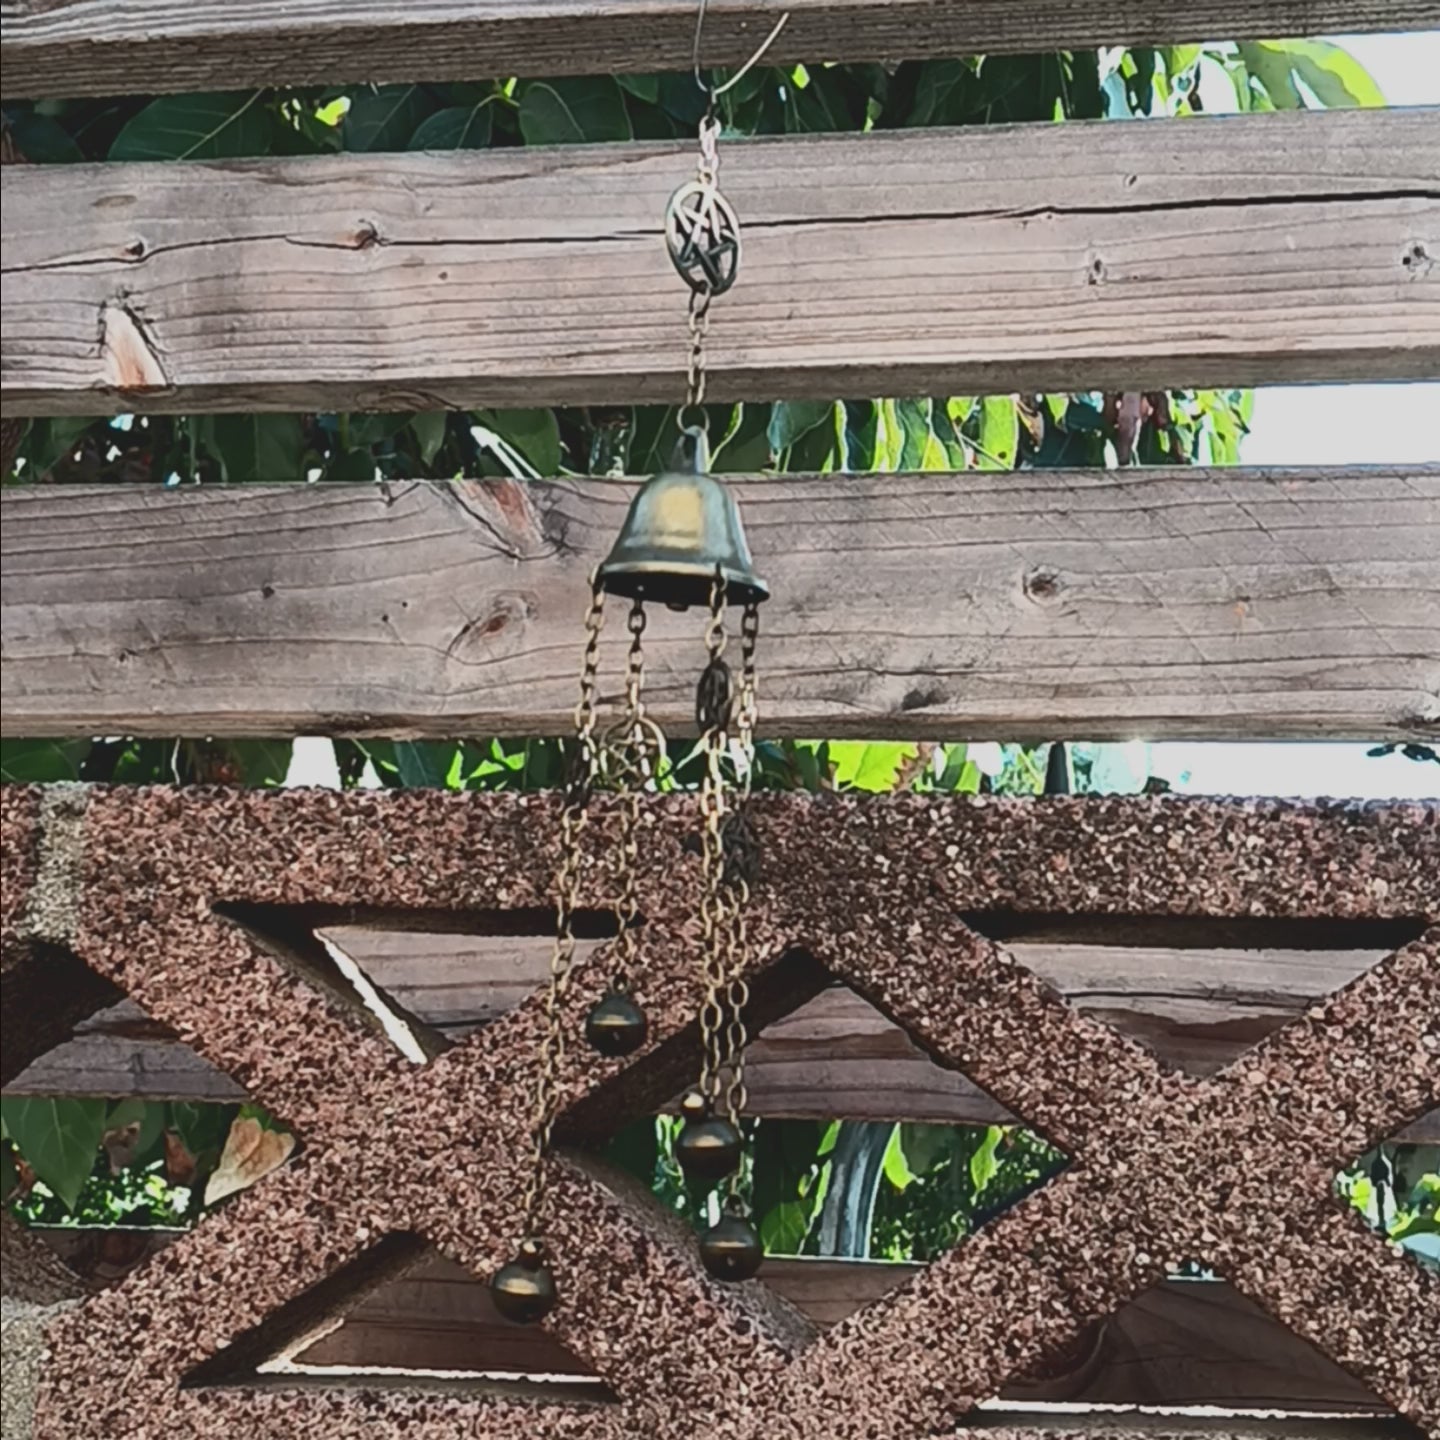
[700,1212,763,1282]
[585,989,648,1057]
[491,1238,557,1325]
[675,1090,741,1180]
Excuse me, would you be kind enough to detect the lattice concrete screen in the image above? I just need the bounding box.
[1,784,1436,1438]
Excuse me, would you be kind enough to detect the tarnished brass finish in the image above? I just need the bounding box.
[585,989,648,1057]
[491,1238,558,1324]
[675,1090,742,1179]
[597,431,768,611]
[699,1212,763,1282]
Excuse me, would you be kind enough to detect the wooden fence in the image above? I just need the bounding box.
[1,1,1437,1438]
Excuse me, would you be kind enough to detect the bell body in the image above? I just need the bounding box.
[491,1240,557,1324]
[586,990,648,1057]
[598,433,767,610]
[700,1213,763,1282]
[675,1091,742,1180]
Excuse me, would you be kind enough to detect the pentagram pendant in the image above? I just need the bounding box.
[665,179,741,297]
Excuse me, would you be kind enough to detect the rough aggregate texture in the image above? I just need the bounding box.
[0,785,1435,1440]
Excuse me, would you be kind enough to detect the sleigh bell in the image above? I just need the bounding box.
[597,428,768,611]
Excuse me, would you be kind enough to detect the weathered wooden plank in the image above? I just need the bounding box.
[3,109,1437,414]
[4,470,1438,740]
[5,0,1439,100]
[29,1229,1396,1415]
[8,926,1436,1140]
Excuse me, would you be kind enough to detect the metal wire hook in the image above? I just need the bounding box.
[692,0,791,103]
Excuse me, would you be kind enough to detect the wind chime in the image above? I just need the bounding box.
[491,10,786,1324]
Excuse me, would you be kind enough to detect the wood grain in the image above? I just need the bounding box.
[29,1229,1398,1415]
[9,925,1436,1141]
[5,0,1440,100]
[3,470,1437,740]
[3,109,1438,414]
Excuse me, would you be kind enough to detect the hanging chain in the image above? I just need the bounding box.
[696,570,732,1105]
[612,601,649,991]
[720,599,760,1185]
[685,287,712,414]
[521,579,605,1236]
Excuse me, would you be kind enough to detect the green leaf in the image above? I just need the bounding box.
[168,1101,235,1162]
[411,412,449,466]
[1239,41,1385,110]
[767,401,832,457]
[519,78,632,146]
[210,414,305,482]
[5,109,85,163]
[617,74,662,105]
[894,399,950,471]
[110,91,273,160]
[106,1098,148,1130]
[968,1125,1003,1199]
[1,1143,17,1202]
[393,741,457,788]
[900,1122,957,1176]
[828,741,917,792]
[479,408,562,475]
[760,1199,811,1254]
[409,102,494,150]
[0,739,90,782]
[221,740,294,786]
[18,415,96,480]
[1,1097,108,1211]
[905,59,975,127]
[346,412,413,447]
[977,396,1018,470]
[343,84,440,151]
[881,1125,916,1191]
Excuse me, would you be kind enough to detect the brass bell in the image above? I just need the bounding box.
[491,1238,557,1324]
[675,1089,742,1180]
[598,429,768,611]
[585,988,648,1057]
[700,1211,763,1282]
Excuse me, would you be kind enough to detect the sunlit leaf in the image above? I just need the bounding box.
[1239,40,1386,110]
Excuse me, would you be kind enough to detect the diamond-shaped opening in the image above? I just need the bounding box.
[555,950,1073,1322]
[965,913,1425,1077]
[1337,1128,1439,1275]
[977,1271,1424,1433]
[4,942,299,1249]
[184,1232,615,1405]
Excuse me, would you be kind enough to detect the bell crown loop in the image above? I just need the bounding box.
[597,428,768,611]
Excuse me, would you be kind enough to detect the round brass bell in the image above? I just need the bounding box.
[700,1212,763,1282]
[597,429,768,611]
[675,1090,742,1180]
[491,1238,557,1325]
[585,988,648,1057]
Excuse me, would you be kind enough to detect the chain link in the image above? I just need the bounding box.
[685,287,713,415]
[720,600,760,1188]
[696,570,732,1104]
[521,578,605,1236]
[612,601,649,989]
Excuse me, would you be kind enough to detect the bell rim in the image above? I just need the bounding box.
[597,558,769,608]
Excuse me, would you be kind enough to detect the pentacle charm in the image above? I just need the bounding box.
[586,988,649,1057]
[700,1210,764,1282]
[491,1238,558,1324]
[675,1089,742,1179]
[666,179,741,296]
